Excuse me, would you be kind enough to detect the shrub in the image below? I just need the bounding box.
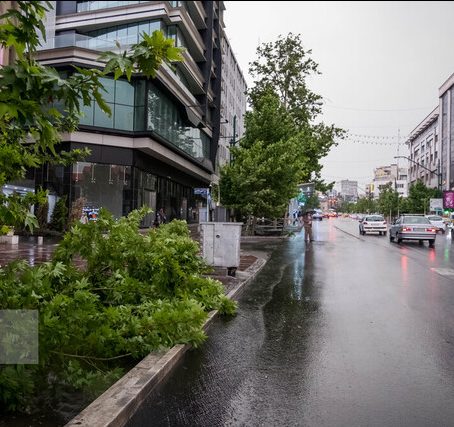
[0,208,236,412]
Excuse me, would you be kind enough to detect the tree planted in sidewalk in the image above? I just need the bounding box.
[377,183,400,219]
[406,180,442,214]
[220,34,344,222]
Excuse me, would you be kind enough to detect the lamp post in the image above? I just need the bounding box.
[394,156,442,191]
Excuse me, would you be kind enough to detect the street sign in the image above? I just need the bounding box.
[194,188,209,198]
[297,193,307,203]
[430,198,443,211]
[298,182,315,195]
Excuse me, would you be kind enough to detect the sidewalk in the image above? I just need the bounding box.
[1,227,270,427]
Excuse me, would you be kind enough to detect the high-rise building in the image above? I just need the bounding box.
[439,72,454,190]
[339,179,358,202]
[218,34,247,171]
[406,107,440,189]
[24,0,245,224]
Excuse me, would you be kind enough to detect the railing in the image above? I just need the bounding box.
[38,34,122,52]
[242,217,290,236]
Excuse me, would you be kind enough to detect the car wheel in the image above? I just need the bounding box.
[396,233,402,244]
[389,232,394,242]
[419,240,423,245]
[429,240,435,248]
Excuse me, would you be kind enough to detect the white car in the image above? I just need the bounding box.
[359,215,387,236]
[425,215,447,234]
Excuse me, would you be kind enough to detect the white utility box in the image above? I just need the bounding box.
[200,222,242,268]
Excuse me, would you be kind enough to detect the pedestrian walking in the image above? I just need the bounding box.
[154,207,167,227]
[302,211,313,242]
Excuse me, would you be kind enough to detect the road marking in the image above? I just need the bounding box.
[431,268,454,278]
[334,226,364,241]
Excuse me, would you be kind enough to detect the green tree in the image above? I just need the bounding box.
[220,34,343,222]
[377,183,400,220]
[304,193,321,210]
[406,180,442,214]
[248,33,344,186]
[355,196,377,214]
[0,1,182,231]
[221,128,307,220]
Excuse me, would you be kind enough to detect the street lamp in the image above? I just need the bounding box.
[394,155,442,191]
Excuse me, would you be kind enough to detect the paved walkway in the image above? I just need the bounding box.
[0,233,258,296]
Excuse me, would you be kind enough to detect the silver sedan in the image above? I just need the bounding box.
[389,215,437,247]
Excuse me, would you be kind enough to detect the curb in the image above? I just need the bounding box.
[65,255,268,427]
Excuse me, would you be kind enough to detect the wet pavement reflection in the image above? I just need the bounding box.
[127,219,454,427]
[0,237,58,266]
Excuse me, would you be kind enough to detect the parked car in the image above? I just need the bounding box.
[359,215,387,236]
[389,215,437,247]
[425,215,447,234]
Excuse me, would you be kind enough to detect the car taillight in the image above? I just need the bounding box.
[402,227,412,232]
[383,220,387,224]
[426,228,436,232]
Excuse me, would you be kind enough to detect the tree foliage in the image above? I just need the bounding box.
[0,1,183,231]
[220,34,344,220]
[377,183,400,218]
[0,209,236,412]
[405,180,442,213]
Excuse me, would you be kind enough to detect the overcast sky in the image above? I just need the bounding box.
[223,1,454,193]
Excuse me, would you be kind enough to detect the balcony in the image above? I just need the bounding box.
[38,33,121,52]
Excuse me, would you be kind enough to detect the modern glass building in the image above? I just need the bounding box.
[30,0,233,224]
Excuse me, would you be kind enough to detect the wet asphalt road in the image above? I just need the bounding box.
[127,218,454,427]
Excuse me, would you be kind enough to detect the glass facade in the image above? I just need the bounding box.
[77,77,211,164]
[72,162,132,219]
[69,163,202,224]
[76,0,185,12]
[79,77,135,131]
[86,20,162,49]
[76,1,151,13]
[147,84,210,160]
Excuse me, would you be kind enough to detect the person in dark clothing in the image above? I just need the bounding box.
[302,211,313,242]
[155,208,167,227]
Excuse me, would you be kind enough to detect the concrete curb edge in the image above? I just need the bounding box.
[65,255,268,427]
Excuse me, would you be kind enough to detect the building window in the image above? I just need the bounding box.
[72,162,132,219]
[85,19,163,49]
[79,77,135,131]
[77,1,150,13]
[147,84,211,161]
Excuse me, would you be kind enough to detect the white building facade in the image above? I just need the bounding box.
[406,108,440,189]
[218,33,247,172]
[372,164,408,199]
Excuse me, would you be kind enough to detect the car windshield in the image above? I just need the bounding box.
[365,216,384,222]
[427,216,442,221]
[402,216,431,225]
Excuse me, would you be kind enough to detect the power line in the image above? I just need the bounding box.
[324,104,431,112]
[347,133,408,140]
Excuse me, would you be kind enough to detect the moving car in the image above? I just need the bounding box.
[312,209,323,221]
[425,215,447,234]
[359,215,387,236]
[389,215,437,247]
